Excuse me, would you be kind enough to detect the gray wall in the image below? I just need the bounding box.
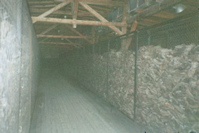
[0,0,40,133]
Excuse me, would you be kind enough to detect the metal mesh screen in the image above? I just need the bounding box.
[136,14,199,49]
[129,13,199,133]
[62,12,199,133]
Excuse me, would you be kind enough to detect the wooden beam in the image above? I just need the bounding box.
[79,2,123,35]
[55,0,123,6]
[32,17,126,27]
[33,0,71,23]
[65,39,73,43]
[127,0,183,23]
[125,21,138,50]
[63,38,80,48]
[38,24,58,43]
[153,11,177,19]
[40,41,81,48]
[37,35,89,39]
[40,42,80,45]
[66,25,92,44]
[90,5,111,12]
[39,24,58,35]
[30,8,95,18]
[141,18,161,23]
[30,5,107,16]
[28,1,61,5]
[131,21,138,32]
[41,45,71,48]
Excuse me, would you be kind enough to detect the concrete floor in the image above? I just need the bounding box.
[29,70,145,133]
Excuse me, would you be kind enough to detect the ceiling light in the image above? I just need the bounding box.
[73,24,77,28]
[173,3,186,13]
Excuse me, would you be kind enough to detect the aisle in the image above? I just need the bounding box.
[29,70,143,133]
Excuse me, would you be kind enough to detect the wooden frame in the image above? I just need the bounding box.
[30,0,127,49]
[54,0,123,6]
[79,2,123,35]
[32,17,126,27]
[33,0,71,23]
[127,0,183,23]
[37,35,90,39]
[39,24,58,35]
[40,42,80,45]
[66,25,92,44]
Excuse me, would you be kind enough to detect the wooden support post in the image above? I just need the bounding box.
[122,0,128,34]
[121,0,128,50]
[32,0,71,23]
[79,2,123,35]
[125,21,138,49]
[72,0,79,28]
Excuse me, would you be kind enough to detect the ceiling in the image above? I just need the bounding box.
[27,0,199,53]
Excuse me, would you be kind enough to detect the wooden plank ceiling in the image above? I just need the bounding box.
[27,0,199,50]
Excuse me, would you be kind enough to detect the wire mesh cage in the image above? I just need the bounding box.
[61,7,199,133]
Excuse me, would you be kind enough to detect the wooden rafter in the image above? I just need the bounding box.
[125,21,139,50]
[39,24,58,35]
[30,8,90,16]
[30,0,126,49]
[33,0,71,23]
[30,5,108,17]
[40,42,81,48]
[31,17,126,27]
[41,45,71,48]
[79,2,123,35]
[40,36,82,47]
[40,42,81,46]
[65,38,73,43]
[153,11,177,19]
[37,35,90,39]
[66,25,92,44]
[38,24,58,43]
[55,0,123,6]
[141,18,161,23]
[67,41,81,48]
[127,0,183,23]
[28,1,60,5]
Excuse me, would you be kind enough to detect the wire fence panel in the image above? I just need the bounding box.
[61,13,199,133]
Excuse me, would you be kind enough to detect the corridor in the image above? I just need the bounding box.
[29,69,143,133]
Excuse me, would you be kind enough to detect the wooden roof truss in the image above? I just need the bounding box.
[29,0,126,49]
